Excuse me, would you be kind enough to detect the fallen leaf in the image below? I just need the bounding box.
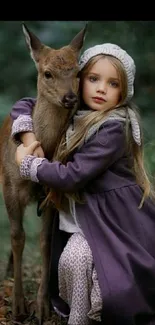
[0,297,4,308]
[3,287,12,298]
[0,306,9,317]
[2,281,14,287]
[3,299,10,306]
[0,319,7,325]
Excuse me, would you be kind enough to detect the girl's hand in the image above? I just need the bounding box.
[15,141,41,166]
[33,146,45,158]
[20,132,45,158]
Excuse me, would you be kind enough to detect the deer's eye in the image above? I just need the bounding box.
[44,71,53,79]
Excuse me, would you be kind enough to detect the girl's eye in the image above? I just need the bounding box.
[89,76,97,82]
[44,71,53,79]
[109,81,119,87]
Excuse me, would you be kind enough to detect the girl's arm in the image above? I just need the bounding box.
[10,97,36,144]
[10,97,44,157]
[10,97,36,120]
[17,121,126,192]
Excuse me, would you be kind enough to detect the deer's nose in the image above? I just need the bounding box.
[62,93,78,108]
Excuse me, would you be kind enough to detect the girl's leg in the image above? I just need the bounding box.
[87,267,103,323]
[58,232,102,325]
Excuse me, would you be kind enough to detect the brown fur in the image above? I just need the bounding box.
[0,23,87,323]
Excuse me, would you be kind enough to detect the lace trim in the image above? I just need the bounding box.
[11,114,34,140]
[20,155,36,179]
[20,155,46,182]
[30,157,46,182]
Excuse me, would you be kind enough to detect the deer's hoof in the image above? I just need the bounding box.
[37,298,51,325]
[12,296,28,322]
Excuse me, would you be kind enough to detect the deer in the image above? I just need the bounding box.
[0,22,87,323]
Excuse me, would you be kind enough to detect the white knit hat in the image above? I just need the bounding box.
[79,43,136,102]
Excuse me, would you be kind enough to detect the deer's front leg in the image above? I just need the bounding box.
[11,222,26,319]
[37,205,54,324]
[6,249,14,278]
[3,181,27,320]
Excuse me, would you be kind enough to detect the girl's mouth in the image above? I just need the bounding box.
[92,97,106,103]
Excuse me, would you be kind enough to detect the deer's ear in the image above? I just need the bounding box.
[22,23,44,64]
[70,23,88,54]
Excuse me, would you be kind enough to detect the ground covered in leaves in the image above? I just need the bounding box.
[0,263,67,325]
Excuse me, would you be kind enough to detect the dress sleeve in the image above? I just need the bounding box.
[19,121,126,192]
[10,97,36,142]
[10,97,36,120]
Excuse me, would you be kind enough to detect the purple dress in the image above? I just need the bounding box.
[11,98,155,325]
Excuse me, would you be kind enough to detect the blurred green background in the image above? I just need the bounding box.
[0,20,155,278]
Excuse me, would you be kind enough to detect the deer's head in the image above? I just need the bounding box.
[22,23,87,109]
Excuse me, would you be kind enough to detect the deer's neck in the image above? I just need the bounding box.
[32,97,69,160]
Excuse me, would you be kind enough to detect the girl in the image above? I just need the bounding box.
[11,43,155,325]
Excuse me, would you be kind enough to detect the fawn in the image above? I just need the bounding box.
[0,22,87,323]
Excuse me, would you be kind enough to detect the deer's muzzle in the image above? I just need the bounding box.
[62,92,78,109]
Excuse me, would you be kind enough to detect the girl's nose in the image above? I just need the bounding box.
[97,82,107,93]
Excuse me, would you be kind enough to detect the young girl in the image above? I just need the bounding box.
[11,43,155,325]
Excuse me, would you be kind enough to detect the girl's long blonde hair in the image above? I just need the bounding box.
[42,54,155,210]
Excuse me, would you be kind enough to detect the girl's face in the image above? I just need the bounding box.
[82,57,122,111]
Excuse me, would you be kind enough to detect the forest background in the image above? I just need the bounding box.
[0,20,155,323]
